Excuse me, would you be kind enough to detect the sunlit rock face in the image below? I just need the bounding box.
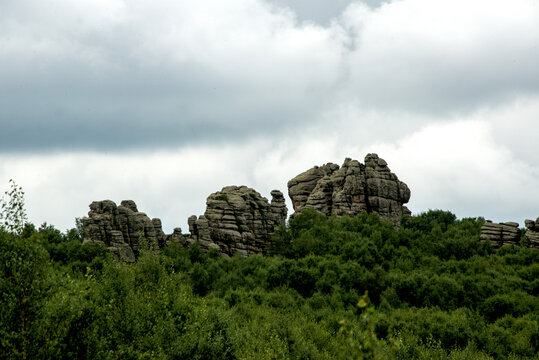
[288,154,411,227]
[188,186,288,257]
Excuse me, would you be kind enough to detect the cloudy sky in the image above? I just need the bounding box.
[1,0,539,232]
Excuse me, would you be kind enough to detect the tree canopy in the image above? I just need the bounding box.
[1,202,538,359]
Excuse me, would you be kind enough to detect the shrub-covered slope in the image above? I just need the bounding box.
[1,210,538,359]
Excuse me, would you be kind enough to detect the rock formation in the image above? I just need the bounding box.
[524,219,539,249]
[83,200,169,262]
[287,154,411,227]
[188,186,287,257]
[480,221,520,249]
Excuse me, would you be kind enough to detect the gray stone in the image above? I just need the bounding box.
[188,186,288,257]
[480,220,521,249]
[120,200,138,212]
[524,219,539,249]
[165,227,191,247]
[287,154,410,227]
[83,200,166,261]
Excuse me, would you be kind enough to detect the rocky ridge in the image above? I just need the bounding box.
[83,200,170,262]
[83,188,287,260]
[288,154,411,227]
[82,200,187,262]
[188,186,287,257]
[82,154,539,262]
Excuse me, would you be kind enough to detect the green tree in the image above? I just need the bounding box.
[0,233,50,359]
[0,179,28,235]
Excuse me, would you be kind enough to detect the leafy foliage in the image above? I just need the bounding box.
[0,208,538,359]
[0,179,28,235]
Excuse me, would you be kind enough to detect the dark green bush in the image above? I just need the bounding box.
[0,233,50,359]
[0,209,537,359]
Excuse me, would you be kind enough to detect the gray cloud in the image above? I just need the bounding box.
[1,0,539,155]
[0,61,317,151]
[265,0,387,24]
[1,0,344,151]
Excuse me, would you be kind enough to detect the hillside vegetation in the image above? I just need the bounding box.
[1,209,538,359]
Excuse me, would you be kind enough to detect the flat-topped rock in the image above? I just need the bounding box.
[188,186,287,257]
[480,221,521,249]
[288,154,410,227]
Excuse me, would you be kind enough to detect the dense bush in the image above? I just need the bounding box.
[0,231,50,359]
[1,209,538,359]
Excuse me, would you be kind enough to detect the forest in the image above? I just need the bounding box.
[1,187,538,359]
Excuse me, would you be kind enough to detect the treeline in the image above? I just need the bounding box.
[1,210,538,359]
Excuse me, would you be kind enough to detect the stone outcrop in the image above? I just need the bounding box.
[524,219,539,249]
[480,221,520,249]
[83,200,169,262]
[188,186,287,257]
[167,227,190,247]
[287,154,411,227]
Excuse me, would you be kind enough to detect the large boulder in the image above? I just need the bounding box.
[188,186,287,257]
[524,219,539,249]
[288,154,411,227]
[83,200,168,262]
[480,221,520,249]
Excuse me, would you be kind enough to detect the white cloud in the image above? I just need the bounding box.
[487,96,539,165]
[340,0,539,112]
[367,110,539,224]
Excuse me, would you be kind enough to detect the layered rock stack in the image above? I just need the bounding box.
[188,186,287,257]
[83,200,168,262]
[287,154,411,227]
[524,219,539,249]
[480,221,521,249]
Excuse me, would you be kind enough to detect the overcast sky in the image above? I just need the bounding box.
[1,0,539,232]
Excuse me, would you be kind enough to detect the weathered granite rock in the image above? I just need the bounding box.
[83,200,167,262]
[165,227,192,247]
[480,221,520,249]
[189,186,288,257]
[288,154,410,227]
[524,219,539,249]
[288,163,340,212]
